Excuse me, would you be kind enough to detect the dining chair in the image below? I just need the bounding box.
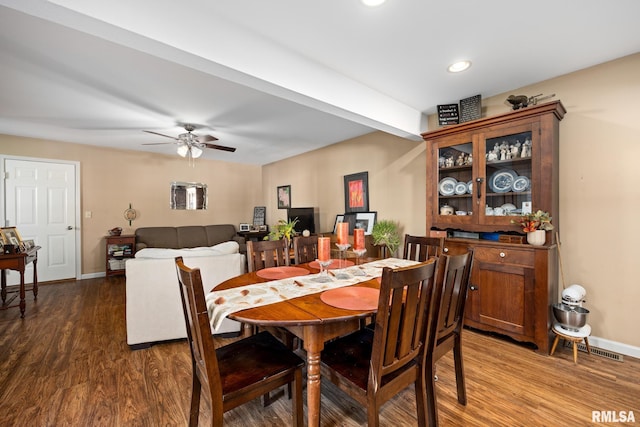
[175,257,304,427]
[292,235,318,264]
[403,234,444,262]
[246,238,290,272]
[423,249,474,426]
[320,259,441,426]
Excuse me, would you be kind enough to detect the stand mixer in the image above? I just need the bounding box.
[553,284,590,332]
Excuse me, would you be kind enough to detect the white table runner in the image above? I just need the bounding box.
[206,258,419,331]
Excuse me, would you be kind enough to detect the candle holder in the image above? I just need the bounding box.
[335,243,351,268]
[353,248,367,265]
[313,259,333,283]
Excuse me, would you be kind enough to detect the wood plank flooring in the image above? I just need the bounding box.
[1,277,638,426]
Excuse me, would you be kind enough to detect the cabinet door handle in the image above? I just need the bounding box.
[475,177,484,199]
[469,284,478,291]
[443,247,449,253]
[499,252,506,258]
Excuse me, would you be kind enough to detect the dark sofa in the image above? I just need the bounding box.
[134,224,246,254]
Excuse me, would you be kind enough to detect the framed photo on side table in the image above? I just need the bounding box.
[344,172,369,213]
[1,227,23,248]
[355,212,377,235]
[277,185,291,209]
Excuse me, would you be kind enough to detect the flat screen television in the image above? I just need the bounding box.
[287,207,318,234]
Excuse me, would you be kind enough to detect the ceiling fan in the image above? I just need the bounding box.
[143,124,236,159]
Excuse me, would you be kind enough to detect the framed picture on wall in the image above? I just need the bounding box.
[355,211,377,235]
[343,171,369,213]
[277,185,291,209]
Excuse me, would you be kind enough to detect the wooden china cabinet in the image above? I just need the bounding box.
[422,101,565,353]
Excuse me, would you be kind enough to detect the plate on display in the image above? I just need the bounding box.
[511,176,530,192]
[488,169,517,193]
[439,177,457,196]
[455,182,468,195]
[320,287,380,310]
[467,181,473,194]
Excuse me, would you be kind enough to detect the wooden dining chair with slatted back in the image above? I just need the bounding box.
[175,257,304,427]
[403,234,444,262]
[245,238,297,404]
[292,235,318,265]
[320,258,442,427]
[246,239,290,272]
[423,249,474,427]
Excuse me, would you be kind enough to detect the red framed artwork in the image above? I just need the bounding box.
[344,172,369,213]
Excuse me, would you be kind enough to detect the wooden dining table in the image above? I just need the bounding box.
[213,259,380,427]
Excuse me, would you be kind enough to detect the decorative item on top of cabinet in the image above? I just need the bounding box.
[425,101,565,353]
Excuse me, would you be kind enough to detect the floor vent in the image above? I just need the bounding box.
[563,342,624,362]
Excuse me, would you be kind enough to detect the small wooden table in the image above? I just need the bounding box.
[0,246,41,317]
[214,259,379,427]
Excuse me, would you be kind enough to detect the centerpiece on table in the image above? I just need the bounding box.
[511,210,554,246]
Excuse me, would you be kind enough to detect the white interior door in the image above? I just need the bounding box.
[4,159,78,283]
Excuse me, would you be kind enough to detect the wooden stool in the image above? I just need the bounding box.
[550,322,591,364]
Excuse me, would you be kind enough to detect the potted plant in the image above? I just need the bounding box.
[264,217,299,244]
[511,210,554,246]
[371,220,401,257]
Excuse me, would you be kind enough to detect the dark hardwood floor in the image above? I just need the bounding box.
[1,277,638,426]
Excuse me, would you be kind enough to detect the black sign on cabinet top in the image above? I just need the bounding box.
[437,104,459,126]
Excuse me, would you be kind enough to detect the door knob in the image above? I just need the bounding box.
[67,226,73,230]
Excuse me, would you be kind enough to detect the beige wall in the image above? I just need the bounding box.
[1,53,638,350]
[263,53,640,350]
[0,136,263,274]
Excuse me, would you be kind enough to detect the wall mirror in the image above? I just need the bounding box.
[170,182,208,210]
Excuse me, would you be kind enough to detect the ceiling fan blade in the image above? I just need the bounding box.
[202,143,237,152]
[143,130,179,140]
[196,134,219,143]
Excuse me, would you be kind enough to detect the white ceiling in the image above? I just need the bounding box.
[1,0,639,165]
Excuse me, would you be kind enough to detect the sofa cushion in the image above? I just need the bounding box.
[135,227,179,250]
[205,224,238,246]
[210,241,240,255]
[177,226,210,248]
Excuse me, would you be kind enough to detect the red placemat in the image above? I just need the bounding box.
[256,266,310,280]
[308,259,355,270]
[320,287,380,310]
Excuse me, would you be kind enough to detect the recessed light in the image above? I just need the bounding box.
[361,0,386,7]
[448,60,472,73]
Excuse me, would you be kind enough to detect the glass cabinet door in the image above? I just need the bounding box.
[482,128,533,220]
[437,140,474,218]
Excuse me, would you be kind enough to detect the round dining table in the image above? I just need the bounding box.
[213,259,380,427]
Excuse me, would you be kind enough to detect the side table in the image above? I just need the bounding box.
[237,230,270,242]
[0,246,41,317]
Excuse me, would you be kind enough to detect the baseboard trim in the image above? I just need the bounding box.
[588,335,640,359]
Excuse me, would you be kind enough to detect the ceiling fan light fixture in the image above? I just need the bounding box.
[448,60,472,73]
[190,145,203,158]
[176,144,189,157]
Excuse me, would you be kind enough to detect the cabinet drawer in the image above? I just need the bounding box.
[474,246,533,266]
